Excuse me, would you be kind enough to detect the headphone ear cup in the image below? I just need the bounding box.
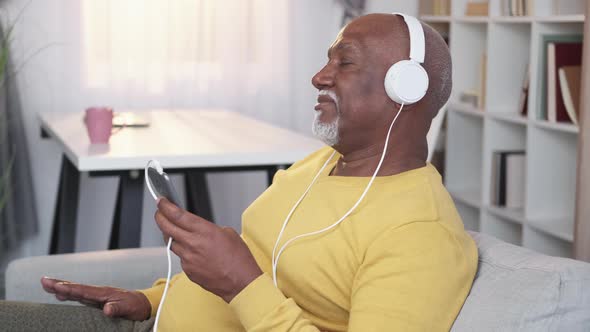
[384,60,429,105]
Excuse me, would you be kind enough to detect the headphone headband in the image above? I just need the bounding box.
[384,12,429,105]
[392,12,425,64]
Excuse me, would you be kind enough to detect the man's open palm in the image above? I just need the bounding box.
[40,277,151,321]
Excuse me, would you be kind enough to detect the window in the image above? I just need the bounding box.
[82,0,274,92]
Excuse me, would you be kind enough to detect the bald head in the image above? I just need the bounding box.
[343,13,452,116]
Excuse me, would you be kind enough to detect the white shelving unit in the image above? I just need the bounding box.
[421,0,586,258]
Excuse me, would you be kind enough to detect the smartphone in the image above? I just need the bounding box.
[145,160,183,208]
[113,112,151,128]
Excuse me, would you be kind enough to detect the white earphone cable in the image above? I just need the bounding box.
[144,159,171,332]
[272,104,405,286]
[153,237,172,332]
[271,150,337,285]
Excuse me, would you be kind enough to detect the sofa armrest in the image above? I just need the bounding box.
[5,247,182,304]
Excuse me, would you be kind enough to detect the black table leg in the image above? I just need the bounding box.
[49,155,80,254]
[266,165,290,187]
[184,170,213,222]
[109,170,144,249]
[266,166,278,187]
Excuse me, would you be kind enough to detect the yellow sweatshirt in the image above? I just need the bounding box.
[140,147,478,331]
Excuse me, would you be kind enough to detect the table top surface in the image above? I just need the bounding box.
[39,110,324,171]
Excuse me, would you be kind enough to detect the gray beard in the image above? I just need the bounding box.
[312,111,340,146]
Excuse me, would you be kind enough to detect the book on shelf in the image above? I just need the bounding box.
[460,90,479,108]
[546,41,583,124]
[538,34,583,121]
[558,65,581,126]
[505,153,525,208]
[491,150,526,208]
[502,0,533,16]
[422,0,451,16]
[553,1,586,16]
[478,53,487,109]
[466,1,489,16]
[518,64,529,116]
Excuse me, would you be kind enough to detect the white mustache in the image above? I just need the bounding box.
[318,90,339,108]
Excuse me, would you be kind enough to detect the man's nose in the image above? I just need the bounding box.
[311,64,335,90]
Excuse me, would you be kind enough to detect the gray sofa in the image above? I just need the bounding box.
[6,231,590,331]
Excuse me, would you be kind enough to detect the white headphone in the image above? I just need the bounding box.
[384,13,429,105]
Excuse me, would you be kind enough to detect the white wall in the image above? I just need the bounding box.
[2,0,418,263]
[365,1,419,14]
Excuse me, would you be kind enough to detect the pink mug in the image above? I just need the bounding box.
[84,107,114,144]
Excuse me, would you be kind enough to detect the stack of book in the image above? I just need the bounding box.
[429,0,451,16]
[538,34,583,125]
[502,0,533,16]
[490,151,526,208]
[465,1,488,16]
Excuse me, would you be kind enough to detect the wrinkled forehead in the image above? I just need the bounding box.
[328,27,380,57]
[328,19,407,64]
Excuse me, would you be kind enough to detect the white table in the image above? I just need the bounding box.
[40,110,323,254]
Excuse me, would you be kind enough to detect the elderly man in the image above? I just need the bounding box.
[5,13,477,331]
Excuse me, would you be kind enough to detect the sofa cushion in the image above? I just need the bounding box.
[451,231,590,332]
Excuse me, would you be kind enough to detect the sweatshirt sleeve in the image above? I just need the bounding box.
[229,273,320,331]
[138,274,184,317]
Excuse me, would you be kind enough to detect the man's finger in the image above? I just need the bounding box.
[79,299,102,309]
[169,240,188,258]
[103,302,119,317]
[155,210,192,243]
[157,198,213,233]
[56,293,68,301]
[53,282,107,304]
[40,276,67,294]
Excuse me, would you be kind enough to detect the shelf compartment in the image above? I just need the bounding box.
[449,188,482,208]
[532,120,579,134]
[486,22,531,112]
[527,217,574,242]
[486,205,526,225]
[487,112,528,125]
[531,22,584,123]
[481,213,523,246]
[482,120,527,205]
[523,225,573,258]
[451,22,488,102]
[526,126,578,221]
[445,109,484,196]
[450,102,485,117]
[531,0,585,18]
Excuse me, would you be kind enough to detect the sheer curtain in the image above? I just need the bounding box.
[77,0,291,126]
